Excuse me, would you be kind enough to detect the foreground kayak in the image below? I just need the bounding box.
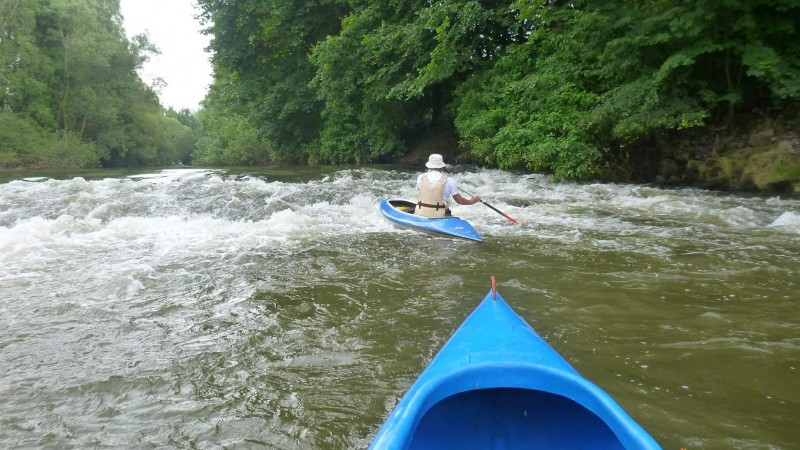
[369,278,661,450]
[379,199,482,242]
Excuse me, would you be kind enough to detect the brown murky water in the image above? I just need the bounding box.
[1,167,798,448]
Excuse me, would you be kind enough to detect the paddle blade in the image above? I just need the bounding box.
[481,201,522,225]
[499,211,520,225]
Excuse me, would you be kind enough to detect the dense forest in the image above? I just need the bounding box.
[3,0,799,191]
[194,0,800,190]
[1,0,197,168]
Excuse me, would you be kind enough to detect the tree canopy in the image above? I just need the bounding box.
[196,0,800,179]
[4,0,798,181]
[1,0,197,168]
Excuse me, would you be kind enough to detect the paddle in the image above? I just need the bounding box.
[459,188,522,225]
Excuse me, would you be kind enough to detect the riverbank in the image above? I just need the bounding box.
[655,110,800,193]
[397,111,800,195]
[5,112,799,195]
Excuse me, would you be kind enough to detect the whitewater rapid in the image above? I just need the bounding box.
[1,167,798,449]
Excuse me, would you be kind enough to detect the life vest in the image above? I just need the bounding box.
[416,172,448,218]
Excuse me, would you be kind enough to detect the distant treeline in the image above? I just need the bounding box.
[195,0,799,181]
[1,0,197,168]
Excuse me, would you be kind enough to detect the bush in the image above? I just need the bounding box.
[0,112,101,168]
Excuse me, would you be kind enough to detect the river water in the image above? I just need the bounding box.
[1,166,798,449]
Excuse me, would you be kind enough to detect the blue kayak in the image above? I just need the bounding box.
[380,199,482,242]
[369,279,662,450]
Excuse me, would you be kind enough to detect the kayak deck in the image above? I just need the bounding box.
[369,281,661,449]
[379,199,482,242]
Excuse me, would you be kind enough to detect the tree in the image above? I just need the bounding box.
[0,0,197,168]
[454,0,800,178]
[1,0,55,127]
[309,0,528,163]
[197,0,348,162]
[195,0,799,179]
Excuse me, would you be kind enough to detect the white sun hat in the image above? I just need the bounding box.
[425,153,446,169]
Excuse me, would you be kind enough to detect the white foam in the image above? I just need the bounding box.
[769,211,800,232]
[2,168,799,271]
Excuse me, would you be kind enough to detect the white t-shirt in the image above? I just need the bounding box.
[417,171,458,205]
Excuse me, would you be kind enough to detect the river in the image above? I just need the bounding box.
[1,166,798,449]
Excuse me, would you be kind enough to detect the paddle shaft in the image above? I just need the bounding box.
[459,188,521,225]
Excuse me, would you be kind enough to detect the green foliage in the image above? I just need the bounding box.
[309,10,415,163]
[388,0,526,100]
[6,0,796,178]
[195,0,799,181]
[197,0,348,163]
[0,111,100,168]
[454,36,604,179]
[194,104,268,165]
[1,0,198,169]
[0,112,48,167]
[453,0,800,178]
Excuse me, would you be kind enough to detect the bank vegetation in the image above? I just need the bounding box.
[3,1,799,192]
[1,0,197,169]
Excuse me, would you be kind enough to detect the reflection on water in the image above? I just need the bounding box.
[1,167,798,448]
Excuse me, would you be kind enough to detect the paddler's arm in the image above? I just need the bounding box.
[453,193,481,205]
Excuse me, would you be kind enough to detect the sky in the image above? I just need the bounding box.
[120,0,213,111]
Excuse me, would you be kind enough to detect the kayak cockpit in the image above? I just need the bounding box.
[411,387,625,449]
[389,199,416,214]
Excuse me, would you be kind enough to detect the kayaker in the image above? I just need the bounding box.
[415,154,481,217]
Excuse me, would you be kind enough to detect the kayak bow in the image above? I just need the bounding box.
[380,199,482,242]
[369,280,661,449]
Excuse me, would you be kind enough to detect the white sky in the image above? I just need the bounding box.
[120,0,212,111]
